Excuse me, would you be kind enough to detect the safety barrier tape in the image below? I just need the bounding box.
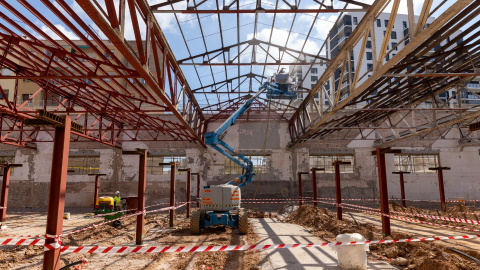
[145,201,196,209]
[315,200,480,225]
[37,234,480,253]
[242,198,306,201]
[331,202,480,234]
[1,204,187,241]
[314,197,465,203]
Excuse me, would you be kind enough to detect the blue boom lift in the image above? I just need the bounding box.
[190,69,297,234]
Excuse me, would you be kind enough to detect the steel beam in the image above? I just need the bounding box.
[288,0,474,146]
[43,116,71,270]
[152,9,368,14]
[75,0,207,146]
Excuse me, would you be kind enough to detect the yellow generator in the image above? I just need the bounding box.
[95,196,123,227]
[95,196,115,211]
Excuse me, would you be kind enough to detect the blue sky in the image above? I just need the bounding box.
[0,0,471,108]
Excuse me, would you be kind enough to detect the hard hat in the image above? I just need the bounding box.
[115,191,120,194]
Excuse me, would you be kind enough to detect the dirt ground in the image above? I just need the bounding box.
[0,210,261,270]
[282,204,480,270]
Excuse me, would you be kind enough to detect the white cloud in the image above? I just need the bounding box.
[39,24,79,40]
[240,27,320,75]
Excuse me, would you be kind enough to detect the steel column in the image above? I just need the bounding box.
[0,166,11,226]
[438,169,446,212]
[311,169,317,207]
[136,150,147,245]
[335,163,342,220]
[163,162,177,227]
[399,173,406,208]
[392,171,410,208]
[298,172,303,206]
[89,173,106,210]
[179,168,191,218]
[94,175,99,210]
[43,116,71,270]
[310,168,324,207]
[376,148,391,236]
[429,167,451,212]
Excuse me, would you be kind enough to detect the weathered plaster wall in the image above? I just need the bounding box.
[0,120,479,208]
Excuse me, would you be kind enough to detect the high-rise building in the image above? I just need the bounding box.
[294,12,479,107]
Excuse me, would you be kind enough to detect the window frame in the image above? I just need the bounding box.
[309,154,355,174]
[147,155,187,175]
[225,155,271,175]
[394,154,440,173]
[67,155,100,175]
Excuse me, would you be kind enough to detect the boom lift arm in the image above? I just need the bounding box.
[204,85,269,188]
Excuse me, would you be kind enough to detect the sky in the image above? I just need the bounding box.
[0,0,469,108]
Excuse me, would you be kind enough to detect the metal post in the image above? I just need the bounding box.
[94,175,99,210]
[334,163,342,220]
[136,150,147,245]
[376,148,391,236]
[310,168,324,207]
[298,172,303,206]
[161,162,177,227]
[428,167,450,212]
[0,167,11,226]
[311,168,317,207]
[399,173,406,208]
[43,116,71,270]
[438,169,446,212]
[89,173,106,210]
[392,171,410,208]
[179,168,191,218]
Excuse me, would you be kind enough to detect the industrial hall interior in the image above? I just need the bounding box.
[1,0,480,269]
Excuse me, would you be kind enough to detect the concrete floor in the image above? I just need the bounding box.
[251,218,395,270]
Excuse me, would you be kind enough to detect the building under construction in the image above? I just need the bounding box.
[1,0,480,269]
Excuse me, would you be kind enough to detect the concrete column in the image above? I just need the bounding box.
[43,116,71,270]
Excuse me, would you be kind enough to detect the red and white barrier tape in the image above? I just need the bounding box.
[316,200,480,225]
[145,201,196,209]
[145,203,186,214]
[2,204,187,241]
[333,202,480,234]
[243,198,306,201]
[45,234,480,253]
